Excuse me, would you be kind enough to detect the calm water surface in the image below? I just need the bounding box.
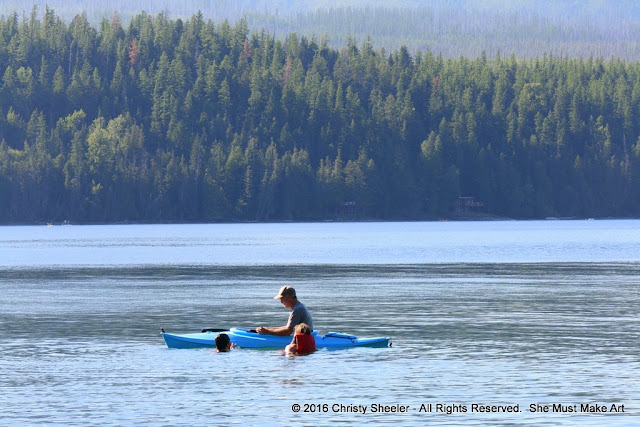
[1,220,639,426]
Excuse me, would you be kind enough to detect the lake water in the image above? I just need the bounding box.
[1,220,638,426]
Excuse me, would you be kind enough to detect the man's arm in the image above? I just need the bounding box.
[256,326,293,336]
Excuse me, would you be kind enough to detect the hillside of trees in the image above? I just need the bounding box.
[4,1,640,60]
[0,8,639,223]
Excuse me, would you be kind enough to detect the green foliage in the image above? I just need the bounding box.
[0,8,639,223]
[7,1,640,60]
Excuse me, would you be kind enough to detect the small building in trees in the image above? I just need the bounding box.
[456,197,485,213]
[335,201,358,220]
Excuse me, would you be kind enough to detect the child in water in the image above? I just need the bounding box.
[285,323,316,355]
[214,333,235,352]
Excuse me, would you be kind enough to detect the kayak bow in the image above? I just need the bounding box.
[162,328,390,349]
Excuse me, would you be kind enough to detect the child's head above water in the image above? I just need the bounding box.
[295,323,312,335]
[215,333,232,352]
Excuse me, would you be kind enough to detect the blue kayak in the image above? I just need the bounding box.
[162,328,391,349]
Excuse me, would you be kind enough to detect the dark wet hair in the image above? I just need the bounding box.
[215,333,231,351]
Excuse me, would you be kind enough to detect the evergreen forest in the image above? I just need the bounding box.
[1,8,639,223]
[6,1,640,60]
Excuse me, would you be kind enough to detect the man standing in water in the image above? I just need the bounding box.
[256,286,313,336]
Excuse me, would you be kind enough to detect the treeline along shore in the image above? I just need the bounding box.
[1,8,639,223]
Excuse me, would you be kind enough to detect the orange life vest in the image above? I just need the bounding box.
[295,333,316,353]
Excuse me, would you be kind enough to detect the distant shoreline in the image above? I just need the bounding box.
[3,215,638,227]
